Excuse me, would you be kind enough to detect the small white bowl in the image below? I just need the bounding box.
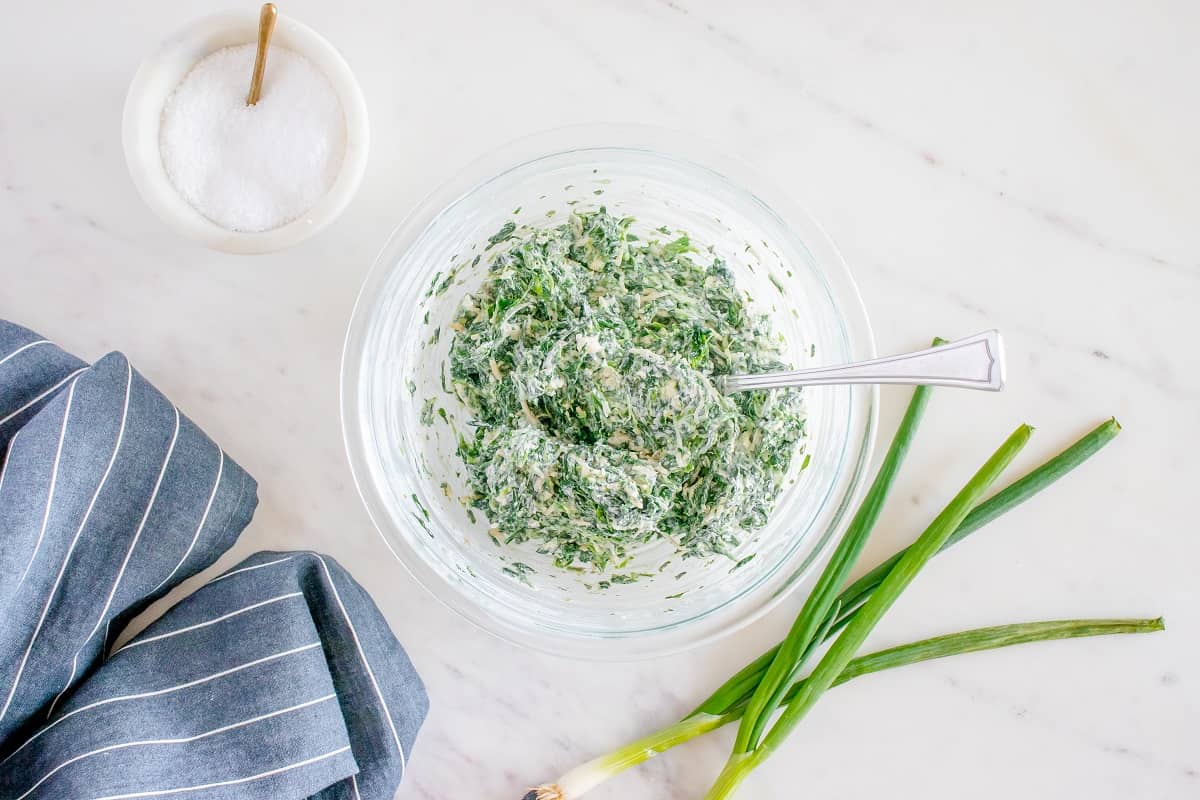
[122,13,369,254]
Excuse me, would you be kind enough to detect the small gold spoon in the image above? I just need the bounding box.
[246,3,278,106]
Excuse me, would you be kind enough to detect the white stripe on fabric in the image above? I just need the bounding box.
[77,407,179,647]
[117,593,304,654]
[150,447,223,594]
[38,367,132,719]
[15,380,77,588]
[0,642,322,767]
[351,774,362,800]
[47,652,80,721]
[102,619,114,662]
[0,367,88,429]
[48,395,174,715]
[311,553,407,774]
[0,431,18,498]
[16,694,338,800]
[0,339,50,369]
[205,555,296,586]
[0,382,79,725]
[85,745,352,800]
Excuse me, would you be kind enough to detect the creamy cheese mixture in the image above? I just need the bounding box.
[446,210,807,575]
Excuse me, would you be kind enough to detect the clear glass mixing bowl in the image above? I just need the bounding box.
[341,127,877,659]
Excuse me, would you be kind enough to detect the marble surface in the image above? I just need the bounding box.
[2,1,1197,797]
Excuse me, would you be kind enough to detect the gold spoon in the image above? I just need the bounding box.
[246,3,278,106]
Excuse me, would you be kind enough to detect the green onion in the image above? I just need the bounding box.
[519,413,1138,800]
[704,424,1032,799]
[691,416,1122,720]
[816,617,1164,690]
[521,617,1161,800]
[834,417,1123,621]
[733,378,934,752]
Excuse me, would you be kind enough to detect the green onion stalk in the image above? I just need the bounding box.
[705,423,1036,798]
[522,413,1132,800]
[521,617,1162,800]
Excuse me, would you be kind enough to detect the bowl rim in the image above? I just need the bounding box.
[121,12,369,254]
[341,124,878,659]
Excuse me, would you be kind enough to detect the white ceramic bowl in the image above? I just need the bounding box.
[342,127,878,659]
[122,13,369,254]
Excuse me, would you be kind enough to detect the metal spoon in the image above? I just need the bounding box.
[719,330,1005,394]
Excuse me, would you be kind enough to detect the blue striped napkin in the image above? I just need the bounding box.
[0,321,427,799]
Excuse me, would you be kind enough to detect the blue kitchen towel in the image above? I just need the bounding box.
[0,321,427,799]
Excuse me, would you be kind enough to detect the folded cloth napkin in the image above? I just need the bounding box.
[0,321,427,799]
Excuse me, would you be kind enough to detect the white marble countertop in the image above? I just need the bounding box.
[2,1,1196,797]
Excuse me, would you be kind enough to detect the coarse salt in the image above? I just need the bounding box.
[159,43,346,233]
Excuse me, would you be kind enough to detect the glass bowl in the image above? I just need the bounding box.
[341,127,876,659]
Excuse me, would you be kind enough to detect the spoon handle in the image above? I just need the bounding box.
[720,330,1005,394]
[246,3,278,106]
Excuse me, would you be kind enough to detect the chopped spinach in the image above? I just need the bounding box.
[487,221,517,248]
[447,209,807,574]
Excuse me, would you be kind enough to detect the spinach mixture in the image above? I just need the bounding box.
[445,209,807,575]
